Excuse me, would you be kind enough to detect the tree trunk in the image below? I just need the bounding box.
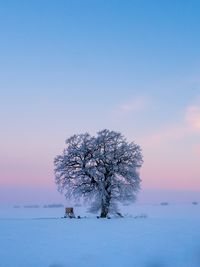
[100,174,111,218]
[100,204,109,218]
[100,194,110,218]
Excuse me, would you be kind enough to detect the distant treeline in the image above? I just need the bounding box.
[43,204,64,208]
[13,204,64,208]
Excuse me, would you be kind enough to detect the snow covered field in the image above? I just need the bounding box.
[0,204,200,267]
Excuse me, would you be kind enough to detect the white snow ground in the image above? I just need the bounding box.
[0,204,200,267]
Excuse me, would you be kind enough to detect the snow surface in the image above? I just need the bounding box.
[0,204,200,267]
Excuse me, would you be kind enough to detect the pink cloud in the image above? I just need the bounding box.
[185,105,200,132]
[138,100,200,190]
[141,102,200,148]
[144,125,188,146]
[118,96,149,113]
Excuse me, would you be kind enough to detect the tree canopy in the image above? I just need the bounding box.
[54,129,143,217]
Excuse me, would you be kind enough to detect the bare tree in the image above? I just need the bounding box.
[54,129,143,218]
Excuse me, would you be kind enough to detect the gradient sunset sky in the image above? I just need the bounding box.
[0,0,200,204]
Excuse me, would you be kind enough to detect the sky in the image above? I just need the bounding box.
[0,0,200,204]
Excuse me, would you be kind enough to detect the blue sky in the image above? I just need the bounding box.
[0,0,200,204]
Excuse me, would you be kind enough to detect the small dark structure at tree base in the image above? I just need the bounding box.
[64,207,75,218]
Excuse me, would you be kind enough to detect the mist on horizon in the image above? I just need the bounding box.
[0,185,199,206]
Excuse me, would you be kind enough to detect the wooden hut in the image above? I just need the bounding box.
[64,207,75,218]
